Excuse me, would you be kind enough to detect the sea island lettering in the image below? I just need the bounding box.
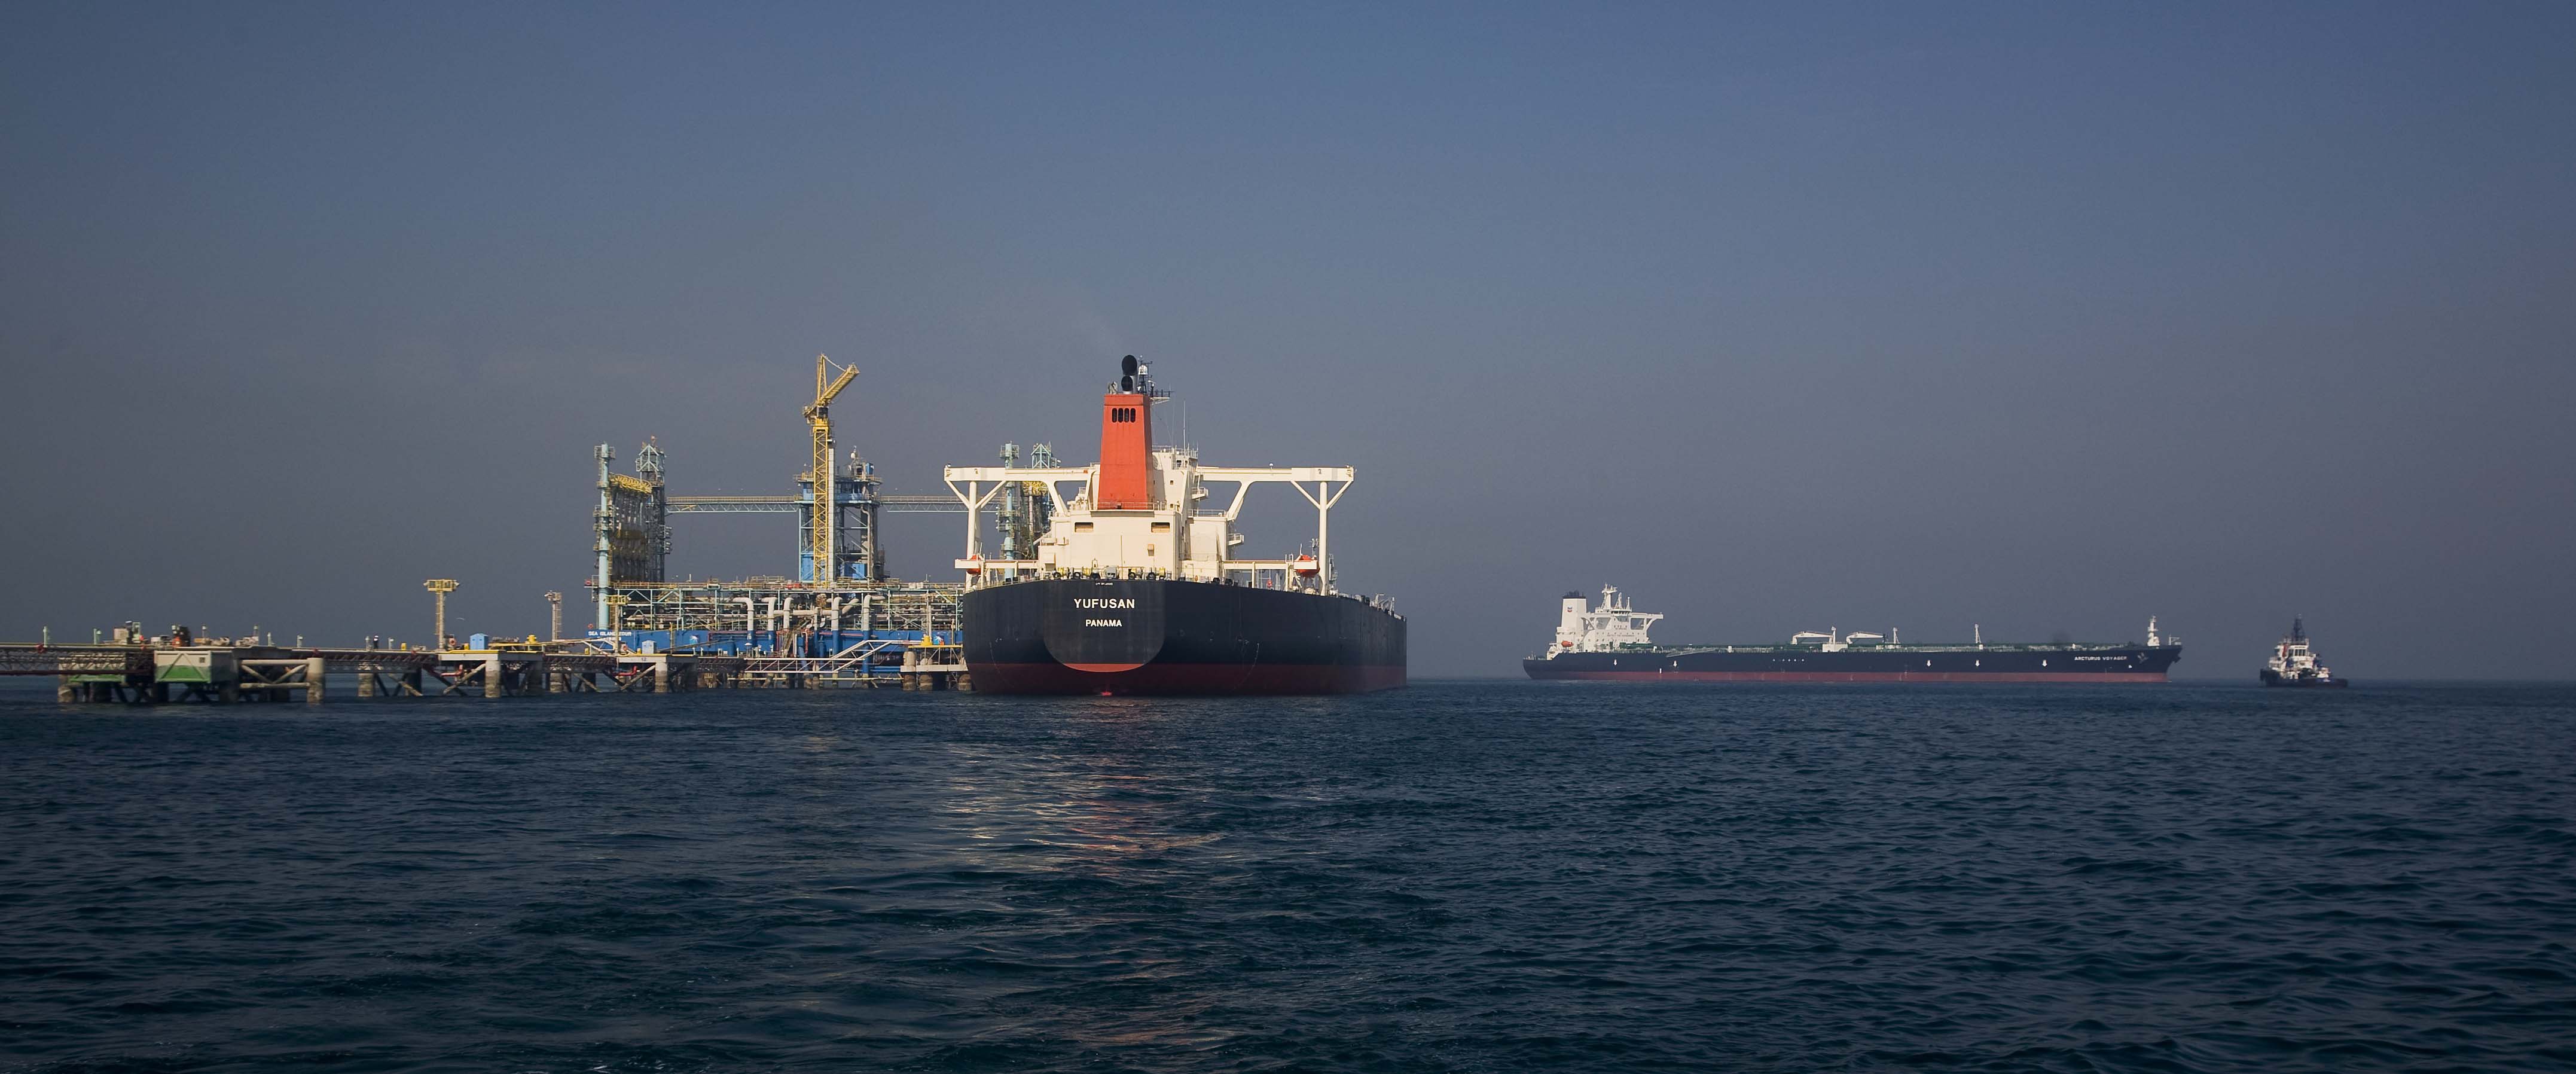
[1073,598,1137,609]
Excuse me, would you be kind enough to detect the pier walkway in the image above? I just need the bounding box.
[0,643,766,704]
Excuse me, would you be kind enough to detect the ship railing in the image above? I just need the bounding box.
[737,638,911,683]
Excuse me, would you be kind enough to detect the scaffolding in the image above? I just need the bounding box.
[593,442,670,627]
[584,578,962,685]
[798,451,884,584]
[592,580,957,636]
[994,442,1055,560]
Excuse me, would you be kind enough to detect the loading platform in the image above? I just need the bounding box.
[0,643,831,704]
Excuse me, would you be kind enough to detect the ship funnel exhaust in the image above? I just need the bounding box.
[1097,356,1156,509]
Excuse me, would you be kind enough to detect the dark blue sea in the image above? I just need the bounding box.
[2,681,2570,1072]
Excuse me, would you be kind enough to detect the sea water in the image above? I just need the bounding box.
[2,681,2569,1071]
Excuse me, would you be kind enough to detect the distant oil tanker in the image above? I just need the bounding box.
[944,357,1405,694]
[1525,587,2180,683]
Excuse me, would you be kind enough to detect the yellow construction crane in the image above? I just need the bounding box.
[806,353,860,583]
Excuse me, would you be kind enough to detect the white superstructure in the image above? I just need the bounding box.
[942,358,1357,594]
[1551,585,1664,653]
[2264,617,2337,684]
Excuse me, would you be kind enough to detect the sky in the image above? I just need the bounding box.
[2,2,2571,678]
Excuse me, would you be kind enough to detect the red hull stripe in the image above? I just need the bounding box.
[970,661,1406,695]
[1532,670,2170,684]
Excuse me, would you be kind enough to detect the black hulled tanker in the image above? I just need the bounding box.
[1525,587,2180,683]
[963,576,1405,694]
[1525,643,2180,682]
[947,356,1405,695]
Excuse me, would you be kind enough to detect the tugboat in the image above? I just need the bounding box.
[2260,617,2348,688]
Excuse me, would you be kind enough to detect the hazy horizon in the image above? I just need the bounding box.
[5,3,2571,679]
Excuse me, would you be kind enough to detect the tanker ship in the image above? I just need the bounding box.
[1525,587,2181,682]
[943,357,1405,694]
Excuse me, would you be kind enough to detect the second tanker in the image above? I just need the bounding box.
[1525,587,2181,682]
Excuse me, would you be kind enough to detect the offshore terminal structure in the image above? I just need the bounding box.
[581,354,985,686]
[8,354,1007,701]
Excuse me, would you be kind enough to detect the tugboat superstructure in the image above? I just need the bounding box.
[944,357,1404,694]
[2260,617,2348,688]
[1525,586,2181,682]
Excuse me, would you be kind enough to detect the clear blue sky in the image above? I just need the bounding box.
[4,2,2570,676]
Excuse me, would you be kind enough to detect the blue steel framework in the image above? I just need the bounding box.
[583,431,978,682]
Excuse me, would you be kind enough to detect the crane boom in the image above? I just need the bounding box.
[805,353,861,582]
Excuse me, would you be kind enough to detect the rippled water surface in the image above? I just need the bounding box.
[2,681,2571,1072]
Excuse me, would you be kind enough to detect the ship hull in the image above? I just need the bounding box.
[962,578,1406,695]
[1526,645,2181,683]
[2260,670,2348,688]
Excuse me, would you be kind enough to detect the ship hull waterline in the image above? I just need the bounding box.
[963,576,1406,695]
[1528,669,2172,684]
[2260,672,2349,688]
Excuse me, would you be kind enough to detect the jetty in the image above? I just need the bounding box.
[0,642,770,704]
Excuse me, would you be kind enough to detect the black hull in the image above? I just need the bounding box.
[962,578,1406,695]
[1527,644,2181,683]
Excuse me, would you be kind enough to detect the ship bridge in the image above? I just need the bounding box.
[1555,586,1664,652]
[942,356,1361,596]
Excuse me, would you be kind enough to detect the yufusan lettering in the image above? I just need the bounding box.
[1073,598,1137,609]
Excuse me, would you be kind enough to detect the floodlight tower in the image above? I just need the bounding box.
[424,579,459,649]
[545,591,563,642]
